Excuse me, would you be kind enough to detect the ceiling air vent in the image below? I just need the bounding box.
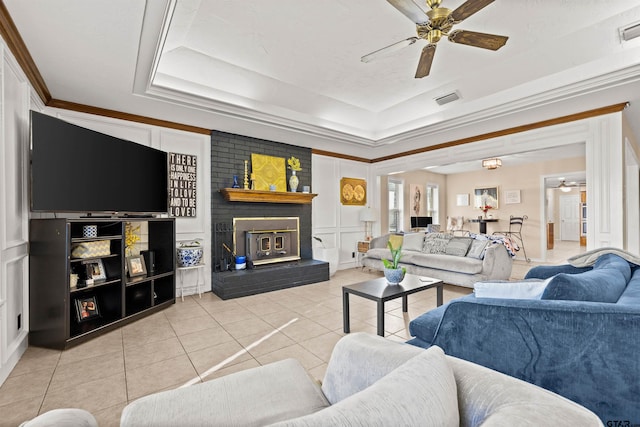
[620,21,640,42]
[434,91,460,106]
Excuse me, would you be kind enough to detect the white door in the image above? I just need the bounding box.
[560,194,580,241]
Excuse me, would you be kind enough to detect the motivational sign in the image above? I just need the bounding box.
[169,152,197,217]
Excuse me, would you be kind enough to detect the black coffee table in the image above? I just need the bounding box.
[342,274,444,337]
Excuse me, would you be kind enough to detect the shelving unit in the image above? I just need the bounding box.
[29,217,175,349]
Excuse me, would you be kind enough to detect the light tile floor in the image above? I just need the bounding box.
[0,243,584,426]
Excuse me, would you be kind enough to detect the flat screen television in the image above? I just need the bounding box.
[30,111,168,214]
[410,216,432,228]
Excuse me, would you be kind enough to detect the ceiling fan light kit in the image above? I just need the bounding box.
[364,0,508,78]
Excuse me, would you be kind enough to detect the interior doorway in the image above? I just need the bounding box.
[559,194,580,241]
[543,174,585,262]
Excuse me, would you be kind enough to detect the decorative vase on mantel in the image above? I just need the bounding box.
[384,267,405,285]
[289,170,299,192]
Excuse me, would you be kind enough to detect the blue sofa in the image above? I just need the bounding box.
[408,253,640,423]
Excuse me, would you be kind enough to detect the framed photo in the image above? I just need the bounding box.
[81,259,106,281]
[340,177,366,206]
[250,153,286,191]
[127,255,147,277]
[474,187,499,209]
[456,194,469,206]
[504,189,521,204]
[410,184,424,216]
[75,296,100,322]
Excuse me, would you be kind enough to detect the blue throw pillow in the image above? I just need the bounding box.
[525,264,591,279]
[541,254,630,303]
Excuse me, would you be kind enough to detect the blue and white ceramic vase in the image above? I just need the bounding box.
[384,267,405,285]
[177,241,203,267]
[289,170,299,192]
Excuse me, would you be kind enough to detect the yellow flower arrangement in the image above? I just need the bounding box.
[125,222,141,256]
[287,156,302,171]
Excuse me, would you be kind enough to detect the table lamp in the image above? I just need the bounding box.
[359,207,378,241]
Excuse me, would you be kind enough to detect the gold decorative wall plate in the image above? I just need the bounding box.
[251,154,286,191]
[340,177,366,205]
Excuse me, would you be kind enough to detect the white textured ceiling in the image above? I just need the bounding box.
[5,0,640,160]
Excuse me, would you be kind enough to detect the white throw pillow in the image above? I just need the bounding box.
[402,233,425,252]
[474,278,553,299]
[273,346,459,427]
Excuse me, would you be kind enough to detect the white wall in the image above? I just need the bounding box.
[0,42,32,385]
[312,154,373,269]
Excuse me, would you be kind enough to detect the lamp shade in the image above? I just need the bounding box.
[359,207,378,222]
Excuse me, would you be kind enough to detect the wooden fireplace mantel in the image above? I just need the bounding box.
[220,188,318,204]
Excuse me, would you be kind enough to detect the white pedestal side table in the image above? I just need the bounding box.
[177,263,205,301]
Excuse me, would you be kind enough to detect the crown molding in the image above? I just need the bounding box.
[48,99,211,135]
[370,102,628,163]
[0,0,50,103]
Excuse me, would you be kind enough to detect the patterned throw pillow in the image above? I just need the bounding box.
[466,239,489,259]
[423,233,453,254]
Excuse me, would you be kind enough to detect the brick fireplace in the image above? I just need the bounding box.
[210,130,329,299]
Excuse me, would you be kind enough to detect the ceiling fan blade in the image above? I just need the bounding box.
[361,37,419,63]
[448,30,508,50]
[450,0,495,23]
[386,0,429,24]
[415,44,436,78]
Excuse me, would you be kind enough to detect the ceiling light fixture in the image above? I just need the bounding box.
[482,158,502,170]
[558,180,572,192]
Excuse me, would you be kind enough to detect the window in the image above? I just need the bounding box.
[426,184,439,224]
[388,179,403,232]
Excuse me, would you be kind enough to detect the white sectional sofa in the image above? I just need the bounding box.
[362,232,513,288]
[22,333,602,426]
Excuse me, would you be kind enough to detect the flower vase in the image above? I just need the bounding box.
[289,170,299,192]
[384,267,405,285]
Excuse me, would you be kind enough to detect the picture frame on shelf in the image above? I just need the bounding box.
[75,296,100,322]
[127,255,147,277]
[82,259,106,281]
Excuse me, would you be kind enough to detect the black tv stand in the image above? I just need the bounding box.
[121,214,154,218]
[29,217,176,349]
[81,214,112,218]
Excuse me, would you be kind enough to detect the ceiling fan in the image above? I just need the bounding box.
[362,0,508,78]
[557,180,584,192]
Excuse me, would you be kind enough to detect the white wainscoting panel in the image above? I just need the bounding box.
[0,42,30,386]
